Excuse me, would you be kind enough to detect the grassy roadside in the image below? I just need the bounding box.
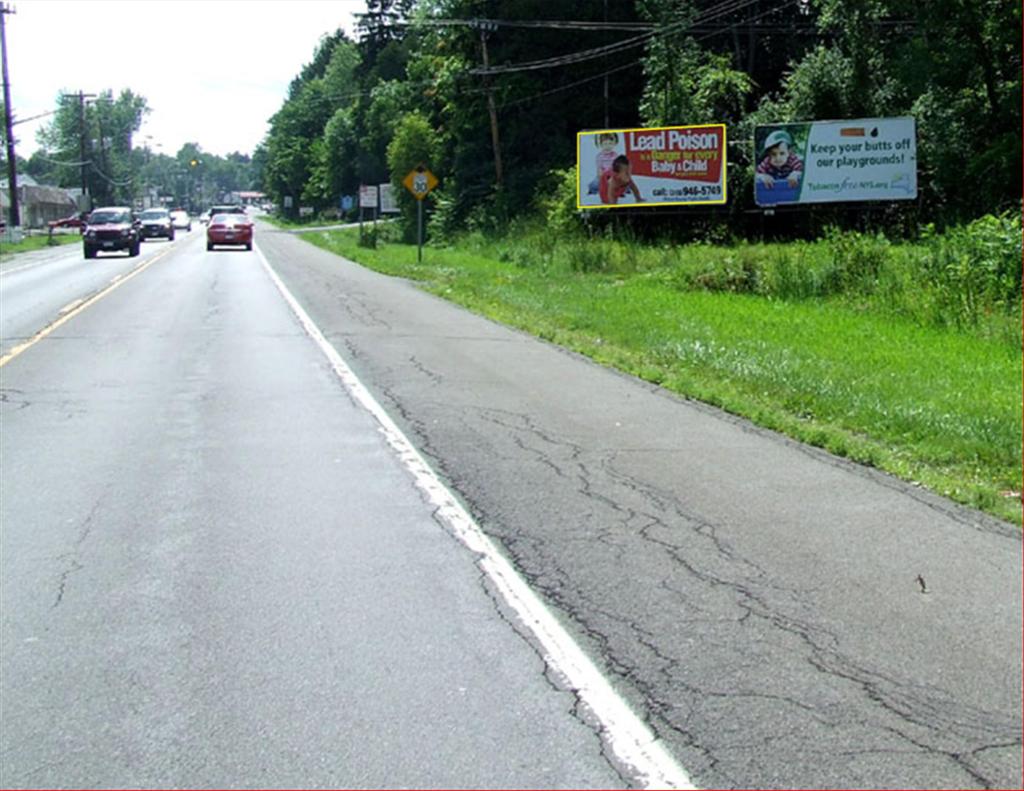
[0,233,82,258]
[261,214,353,230]
[260,215,318,230]
[300,227,1022,525]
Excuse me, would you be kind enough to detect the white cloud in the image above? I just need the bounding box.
[6,0,367,158]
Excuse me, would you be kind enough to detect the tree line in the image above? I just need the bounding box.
[3,90,257,212]
[257,0,1019,237]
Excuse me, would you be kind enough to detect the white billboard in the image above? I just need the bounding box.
[359,185,379,209]
[754,117,917,206]
[379,183,399,214]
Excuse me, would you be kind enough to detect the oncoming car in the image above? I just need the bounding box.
[206,213,253,251]
[137,208,174,241]
[83,207,141,258]
[170,209,192,231]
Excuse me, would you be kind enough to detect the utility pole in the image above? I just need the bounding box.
[78,91,88,207]
[1,2,20,230]
[69,90,95,210]
[603,0,609,128]
[472,19,503,188]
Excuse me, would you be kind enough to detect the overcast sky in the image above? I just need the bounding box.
[4,0,368,159]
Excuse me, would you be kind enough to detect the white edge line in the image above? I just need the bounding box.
[254,241,697,790]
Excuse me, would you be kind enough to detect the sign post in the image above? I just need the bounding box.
[358,185,379,243]
[402,165,438,263]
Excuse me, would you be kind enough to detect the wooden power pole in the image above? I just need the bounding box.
[1,2,19,229]
[473,19,503,188]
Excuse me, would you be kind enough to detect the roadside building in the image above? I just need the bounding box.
[0,176,78,228]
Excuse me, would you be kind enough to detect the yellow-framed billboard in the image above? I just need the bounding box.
[576,123,727,210]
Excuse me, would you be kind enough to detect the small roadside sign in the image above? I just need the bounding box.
[402,166,438,201]
[359,185,379,209]
[379,184,399,214]
[341,195,354,212]
[299,206,314,217]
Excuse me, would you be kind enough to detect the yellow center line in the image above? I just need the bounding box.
[57,298,85,315]
[0,247,174,368]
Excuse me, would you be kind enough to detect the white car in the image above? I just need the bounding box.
[170,210,192,231]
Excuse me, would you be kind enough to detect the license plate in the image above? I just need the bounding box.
[103,242,114,248]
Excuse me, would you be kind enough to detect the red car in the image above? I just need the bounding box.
[48,213,88,234]
[206,213,253,251]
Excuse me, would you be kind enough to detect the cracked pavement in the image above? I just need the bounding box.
[256,224,1023,789]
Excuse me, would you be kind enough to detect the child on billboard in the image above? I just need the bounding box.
[588,132,621,195]
[599,155,643,205]
[756,129,803,190]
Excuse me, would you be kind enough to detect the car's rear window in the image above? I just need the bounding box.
[140,210,168,220]
[211,214,244,225]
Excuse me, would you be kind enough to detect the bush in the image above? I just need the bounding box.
[923,212,1022,326]
[426,187,460,244]
[541,167,584,235]
[358,225,378,249]
[824,228,889,295]
[386,112,442,243]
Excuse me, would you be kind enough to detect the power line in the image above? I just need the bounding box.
[89,162,134,187]
[493,0,802,112]
[415,18,657,32]
[32,154,92,167]
[469,0,771,76]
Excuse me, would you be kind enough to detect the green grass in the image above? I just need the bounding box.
[0,232,82,258]
[300,227,1022,525]
[260,214,351,230]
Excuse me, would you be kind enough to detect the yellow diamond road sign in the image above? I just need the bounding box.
[403,167,438,200]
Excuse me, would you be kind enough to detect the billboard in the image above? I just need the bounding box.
[577,124,727,209]
[754,117,916,206]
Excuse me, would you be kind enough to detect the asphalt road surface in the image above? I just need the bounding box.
[1,233,181,358]
[0,230,626,789]
[255,222,1021,790]
[1,221,1021,789]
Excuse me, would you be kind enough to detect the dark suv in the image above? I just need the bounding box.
[137,208,175,242]
[84,207,141,258]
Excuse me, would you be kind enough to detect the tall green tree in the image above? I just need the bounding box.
[36,88,149,206]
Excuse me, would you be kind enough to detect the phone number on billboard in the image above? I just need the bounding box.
[658,185,722,199]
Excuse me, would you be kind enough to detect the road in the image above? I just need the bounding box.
[1,221,1021,789]
[0,235,176,358]
[0,229,630,789]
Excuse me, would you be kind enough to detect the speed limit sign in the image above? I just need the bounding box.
[403,166,438,200]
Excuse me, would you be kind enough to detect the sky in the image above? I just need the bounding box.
[4,0,368,159]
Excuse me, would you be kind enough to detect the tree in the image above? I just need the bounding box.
[36,88,148,206]
[386,111,441,239]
